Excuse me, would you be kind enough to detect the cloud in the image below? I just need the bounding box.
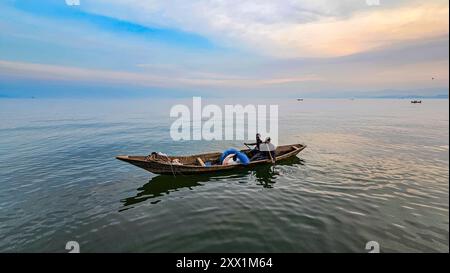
[81,0,449,57]
[0,0,448,97]
[268,36,449,82]
[0,60,321,89]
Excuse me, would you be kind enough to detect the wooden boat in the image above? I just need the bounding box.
[116,143,306,175]
[411,100,422,104]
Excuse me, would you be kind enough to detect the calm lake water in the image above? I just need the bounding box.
[0,98,448,253]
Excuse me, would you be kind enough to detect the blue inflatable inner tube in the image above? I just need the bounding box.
[220,148,250,165]
[220,148,239,162]
[236,152,250,165]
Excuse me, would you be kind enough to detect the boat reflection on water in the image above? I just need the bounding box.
[253,164,278,188]
[120,156,304,210]
[252,156,303,187]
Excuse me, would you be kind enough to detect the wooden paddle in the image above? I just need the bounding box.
[265,144,274,162]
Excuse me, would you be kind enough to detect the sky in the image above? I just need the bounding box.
[0,0,448,98]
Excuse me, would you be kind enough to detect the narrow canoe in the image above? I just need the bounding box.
[116,143,306,175]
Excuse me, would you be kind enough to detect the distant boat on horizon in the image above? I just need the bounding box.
[297,98,304,101]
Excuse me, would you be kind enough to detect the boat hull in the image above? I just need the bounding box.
[116,144,306,175]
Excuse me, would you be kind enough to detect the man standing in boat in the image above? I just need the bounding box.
[246,135,276,163]
[261,137,276,163]
[245,133,263,152]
